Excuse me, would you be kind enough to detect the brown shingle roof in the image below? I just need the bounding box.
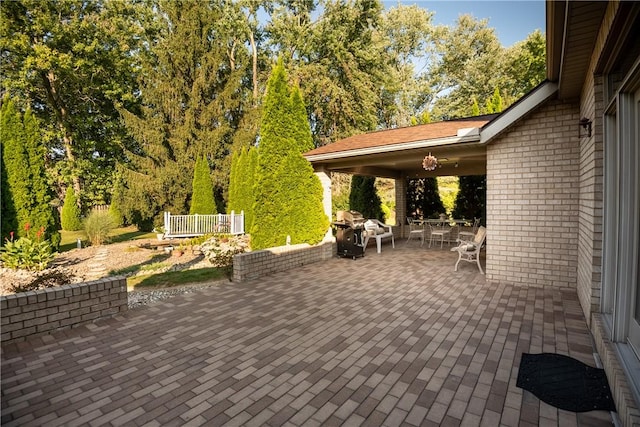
[304,115,498,157]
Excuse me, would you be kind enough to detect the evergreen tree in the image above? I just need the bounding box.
[118,1,248,228]
[349,176,385,222]
[228,146,258,233]
[0,98,59,246]
[471,97,480,116]
[23,108,60,248]
[0,98,23,240]
[452,175,486,223]
[251,61,328,249]
[489,87,503,113]
[406,178,446,219]
[190,156,216,215]
[61,187,83,231]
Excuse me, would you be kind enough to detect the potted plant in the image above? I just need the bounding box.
[153,226,165,241]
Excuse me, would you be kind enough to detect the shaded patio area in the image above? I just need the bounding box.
[1,242,613,426]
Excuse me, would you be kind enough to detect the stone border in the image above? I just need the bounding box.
[233,240,335,282]
[1,277,128,345]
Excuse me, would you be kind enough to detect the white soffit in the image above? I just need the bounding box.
[480,81,558,144]
[304,134,481,162]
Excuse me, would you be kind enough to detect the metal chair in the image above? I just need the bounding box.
[428,221,451,249]
[452,226,487,274]
[406,218,426,245]
[458,217,481,241]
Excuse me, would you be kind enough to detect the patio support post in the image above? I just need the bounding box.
[314,166,334,241]
[395,178,407,236]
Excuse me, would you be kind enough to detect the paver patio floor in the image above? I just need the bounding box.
[1,242,614,426]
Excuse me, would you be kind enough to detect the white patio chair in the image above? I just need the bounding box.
[452,226,487,274]
[406,217,426,245]
[363,219,395,253]
[458,217,481,241]
[428,221,451,249]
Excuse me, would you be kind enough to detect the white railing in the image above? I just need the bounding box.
[163,211,244,238]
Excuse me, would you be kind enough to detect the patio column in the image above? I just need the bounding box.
[395,177,407,236]
[314,166,334,241]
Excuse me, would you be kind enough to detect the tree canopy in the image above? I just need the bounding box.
[1,0,545,240]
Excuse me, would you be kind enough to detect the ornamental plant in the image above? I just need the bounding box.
[200,234,250,279]
[0,223,56,271]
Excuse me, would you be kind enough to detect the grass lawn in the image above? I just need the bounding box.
[128,267,226,289]
[59,226,156,252]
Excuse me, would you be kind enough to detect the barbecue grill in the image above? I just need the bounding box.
[333,210,365,259]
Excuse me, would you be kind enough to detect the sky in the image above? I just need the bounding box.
[381,1,546,47]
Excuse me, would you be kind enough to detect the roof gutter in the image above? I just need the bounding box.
[480,81,558,144]
[304,133,482,162]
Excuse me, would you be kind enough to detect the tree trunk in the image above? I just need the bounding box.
[249,30,258,103]
[41,70,82,195]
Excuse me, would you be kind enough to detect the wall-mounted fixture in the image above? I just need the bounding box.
[579,117,592,138]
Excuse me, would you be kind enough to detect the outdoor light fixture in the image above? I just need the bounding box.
[422,153,438,171]
[579,117,592,138]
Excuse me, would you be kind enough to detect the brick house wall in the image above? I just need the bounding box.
[486,100,580,287]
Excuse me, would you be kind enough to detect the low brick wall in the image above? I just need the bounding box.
[233,240,335,282]
[1,277,128,345]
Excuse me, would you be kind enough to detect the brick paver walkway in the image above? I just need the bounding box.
[1,242,613,426]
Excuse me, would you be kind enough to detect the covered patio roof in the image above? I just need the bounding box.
[304,79,560,181]
[304,115,498,179]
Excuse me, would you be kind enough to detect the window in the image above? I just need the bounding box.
[601,62,640,399]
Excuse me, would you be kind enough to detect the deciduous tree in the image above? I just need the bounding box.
[0,0,145,204]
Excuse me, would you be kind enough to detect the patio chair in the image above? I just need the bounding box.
[458,217,481,241]
[406,217,426,245]
[428,221,452,249]
[363,219,395,253]
[451,226,487,274]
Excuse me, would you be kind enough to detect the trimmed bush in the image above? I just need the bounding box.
[61,187,83,231]
[190,155,216,215]
[251,60,329,249]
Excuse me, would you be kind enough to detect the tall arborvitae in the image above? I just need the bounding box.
[251,60,328,249]
[23,108,60,248]
[227,149,241,214]
[228,146,258,232]
[0,98,22,240]
[349,176,385,222]
[1,98,59,246]
[61,187,83,231]
[452,175,486,223]
[118,1,246,229]
[406,178,446,219]
[190,156,216,215]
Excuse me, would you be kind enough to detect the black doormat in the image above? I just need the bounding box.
[516,352,616,413]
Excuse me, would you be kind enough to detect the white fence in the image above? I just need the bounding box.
[163,211,244,238]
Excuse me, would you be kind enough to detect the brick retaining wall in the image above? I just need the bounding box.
[1,277,128,345]
[233,240,335,282]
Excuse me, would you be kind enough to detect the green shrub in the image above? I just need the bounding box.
[0,224,56,271]
[84,211,116,246]
[61,187,83,231]
[200,234,250,278]
[189,155,216,214]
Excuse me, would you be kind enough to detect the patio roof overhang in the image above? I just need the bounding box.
[304,116,498,179]
[304,80,560,180]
